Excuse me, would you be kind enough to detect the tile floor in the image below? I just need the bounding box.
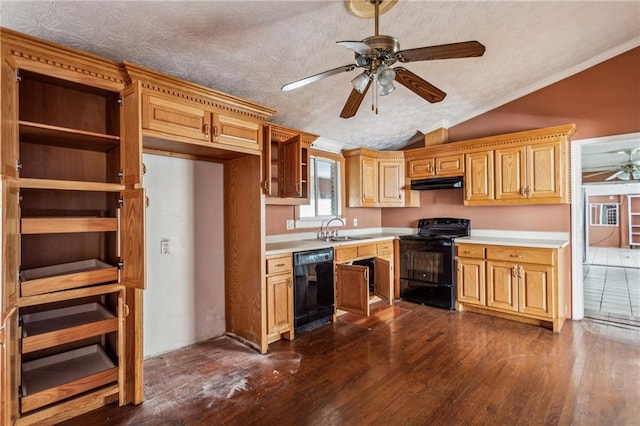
[583,247,640,326]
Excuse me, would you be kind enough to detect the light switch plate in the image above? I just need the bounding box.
[286,220,295,230]
[160,239,170,254]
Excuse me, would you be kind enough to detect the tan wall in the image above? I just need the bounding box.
[446,47,640,143]
[382,189,571,231]
[266,205,381,235]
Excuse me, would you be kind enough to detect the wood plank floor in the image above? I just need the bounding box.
[60,301,640,426]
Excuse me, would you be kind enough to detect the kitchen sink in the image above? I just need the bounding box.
[327,235,368,241]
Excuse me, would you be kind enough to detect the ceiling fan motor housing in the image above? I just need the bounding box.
[363,35,400,61]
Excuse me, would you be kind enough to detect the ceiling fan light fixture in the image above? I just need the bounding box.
[351,71,372,94]
[377,64,396,85]
[378,81,395,96]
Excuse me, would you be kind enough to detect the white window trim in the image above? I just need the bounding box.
[589,203,620,226]
[296,151,345,227]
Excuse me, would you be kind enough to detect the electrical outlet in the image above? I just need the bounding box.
[353,218,358,227]
[286,219,295,230]
[160,239,170,254]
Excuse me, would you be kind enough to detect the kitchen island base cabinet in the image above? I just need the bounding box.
[456,243,568,332]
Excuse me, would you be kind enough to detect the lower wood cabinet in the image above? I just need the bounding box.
[335,240,393,316]
[456,242,568,332]
[265,254,294,344]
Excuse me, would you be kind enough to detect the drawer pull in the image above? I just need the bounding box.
[463,250,474,254]
[275,263,285,267]
[509,254,524,258]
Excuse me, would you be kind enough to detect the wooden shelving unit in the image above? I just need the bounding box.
[628,194,640,247]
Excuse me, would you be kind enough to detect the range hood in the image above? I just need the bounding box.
[410,176,464,191]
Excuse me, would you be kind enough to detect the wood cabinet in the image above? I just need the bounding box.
[407,153,464,178]
[343,148,410,207]
[403,125,575,206]
[334,240,394,316]
[0,28,146,425]
[456,242,567,331]
[265,254,294,344]
[263,123,317,204]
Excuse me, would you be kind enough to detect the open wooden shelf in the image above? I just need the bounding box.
[21,344,118,413]
[21,259,118,297]
[21,217,118,234]
[19,178,125,192]
[21,302,118,354]
[20,121,120,152]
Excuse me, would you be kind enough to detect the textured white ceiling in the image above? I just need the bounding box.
[1,0,639,151]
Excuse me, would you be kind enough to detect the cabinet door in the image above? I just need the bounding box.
[374,257,392,305]
[495,146,526,200]
[141,93,210,142]
[465,151,494,203]
[527,142,562,200]
[456,258,486,306]
[336,264,369,316]
[1,178,19,318]
[378,160,403,205]
[1,58,18,178]
[435,154,464,177]
[519,264,554,318]
[120,188,146,289]
[361,156,378,206]
[120,82,143,186]
[262,125,273,195]
[486,261,518,312]
[266,273,293,334]
[408,157,435,178]
[279,136,303,198]
[0,309,19,425]
[211,113,261,153]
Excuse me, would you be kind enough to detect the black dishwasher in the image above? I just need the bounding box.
[293,248,334,334]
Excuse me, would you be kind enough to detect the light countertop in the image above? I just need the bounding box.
[265,232,405,256]
[455,230,570,249]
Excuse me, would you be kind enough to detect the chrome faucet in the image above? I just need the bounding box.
[317,217,344,240]
[325,217,345,238]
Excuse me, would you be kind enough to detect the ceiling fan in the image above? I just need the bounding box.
[280,0,486,119]
[584,148,640,181]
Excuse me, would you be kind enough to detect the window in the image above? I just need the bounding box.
[299,155,341,220]
[590,203,619,226]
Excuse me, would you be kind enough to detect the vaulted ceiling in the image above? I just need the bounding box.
[2,1,639,151]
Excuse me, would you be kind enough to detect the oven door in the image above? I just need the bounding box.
[399,238,454,287]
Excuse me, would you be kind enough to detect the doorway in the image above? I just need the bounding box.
[571,133,640,327]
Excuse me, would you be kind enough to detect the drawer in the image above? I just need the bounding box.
[456,244,485,259]
[266,256,292,274]
[377,241,393,255]
[357,244,377,258]
[335,246,358,262]
[486,246,554,265]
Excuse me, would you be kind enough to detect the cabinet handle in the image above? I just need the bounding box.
[121,303,130,318]
[288,278,292,288]
[463,250,473,254]
[213,125,220,140]
[275,263,285,267]
[509,254,524,258]
[511,266,517,278]
[203,123,209,137]
[296,182,301,194]
[262,179,270,193]
[456,259,461,272]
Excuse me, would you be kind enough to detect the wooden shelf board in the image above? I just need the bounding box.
[21,217,117,234]
[19,283,124,308]
[22,302,118,354]
[19,178,124,192]
[21,259,119,297]
[21,344,118,413]
[19,121,119,153]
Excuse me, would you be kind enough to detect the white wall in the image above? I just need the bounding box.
[142,154,225,358]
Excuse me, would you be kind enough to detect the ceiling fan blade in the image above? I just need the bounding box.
[394,68,446,103]
[337,41,379,56]
[281,64,356,91]
[397,41,486,63]
[340,80,372,119]
[605,170,626,181]
[583,170,615,178]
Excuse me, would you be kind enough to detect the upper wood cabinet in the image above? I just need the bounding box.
[343,148,412,208]
[407,153,464,178]
[404,124,575,206]
[125,61,274,161]
[263,123,316,204]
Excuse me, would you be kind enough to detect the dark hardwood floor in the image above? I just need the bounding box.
[61,301,640,425]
